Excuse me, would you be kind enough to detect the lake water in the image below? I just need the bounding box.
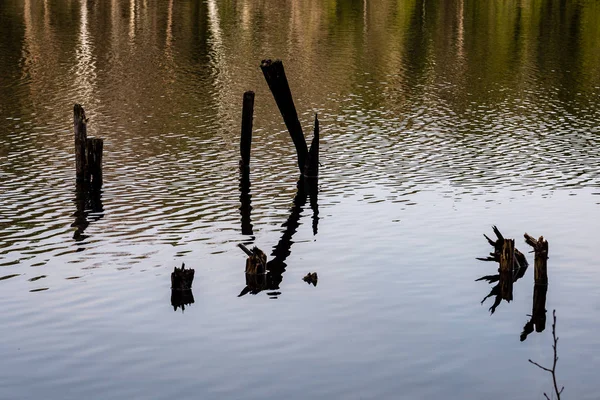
[1,0,599,399]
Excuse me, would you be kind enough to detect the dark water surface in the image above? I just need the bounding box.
[1,0,600,399]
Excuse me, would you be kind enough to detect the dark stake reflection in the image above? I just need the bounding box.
[171,289,195,312]
[476,226,528,314]
[71,181,104,241]
[239,166,253,236]
[520,283,548,341]
[238,177,318,298]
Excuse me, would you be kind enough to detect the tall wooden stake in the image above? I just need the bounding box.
[86,138,103,188]
[304,114,319,178]
[499,239,515,301]
[240,91,255,168]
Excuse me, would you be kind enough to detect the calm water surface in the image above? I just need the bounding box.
[1,0,599,399]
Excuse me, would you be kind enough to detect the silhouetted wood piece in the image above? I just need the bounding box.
[240,91,255,168]
[86,138,103,188]
[524,233,549,284]
[171,289,195,312]
[303,272,318,286]
[238,244,267,275]
[74,104,88,181]
[260,59,308,173]
[304,114,319,178]
[499,239,514,301]
[171,263,195,290]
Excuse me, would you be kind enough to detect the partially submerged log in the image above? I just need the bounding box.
[260,59,308,173]
[171,263,195,290]
[524,233,549,285]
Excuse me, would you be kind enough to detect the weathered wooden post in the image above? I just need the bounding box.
[74,104,87,182]
[524,234,549,284]
[86,138,103,188]
[499,239,515,301]
[260,59,308,173]
[240,91,255,168]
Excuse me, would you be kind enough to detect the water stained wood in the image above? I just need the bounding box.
[171,289,195,312]
[520,283,548,341]
[74,104,88,182]
[524,233,549,285]
[304,114,319,178]
[260,59,308,173]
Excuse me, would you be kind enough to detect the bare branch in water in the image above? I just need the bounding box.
[528,310,564,399]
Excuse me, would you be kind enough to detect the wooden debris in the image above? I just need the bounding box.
[238,243,266,275]
[171,289,194,312]
[171,263,195,290]
[74,104,88,182]
[524,233,549,285]
[260,59,308,173]
[304,114,319,178]
[303,272,318,286]
[240,91,255,168]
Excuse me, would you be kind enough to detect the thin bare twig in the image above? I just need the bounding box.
[528,310,564,399]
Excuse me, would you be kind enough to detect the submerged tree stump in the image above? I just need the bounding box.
[171,263,195,290]
[499,239,515,302]
[260,59,308,173]
[524,234,549,285]
[238,243,266,275]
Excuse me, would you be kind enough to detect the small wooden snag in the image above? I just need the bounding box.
[524,234,549,284]
[238,244,266,275]
[74,104,88,181]
[260,59,308,173]
[171,263,195,290]
[499,239,515,301]
[240,91,255,168]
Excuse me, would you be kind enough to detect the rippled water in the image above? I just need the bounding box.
[1,0,599,399]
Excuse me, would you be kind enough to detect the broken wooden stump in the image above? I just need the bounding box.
[260,59,308,173]
[171,263,195,290]
[240,91,255,168]
[303,272,318,286]
[73,104,104,188]
[238,243,266,275]
[477,226,529,313]
[524,233,549,285]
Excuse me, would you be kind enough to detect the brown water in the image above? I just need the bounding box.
[1,0,599,399]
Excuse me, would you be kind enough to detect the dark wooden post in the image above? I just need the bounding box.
[86,138,103,188]
[499,239,514,301]
[74,104,87,181]
[240,91,255,168]
[260,59,308,173]
[304,114,319,178]
[524,234,548,284]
